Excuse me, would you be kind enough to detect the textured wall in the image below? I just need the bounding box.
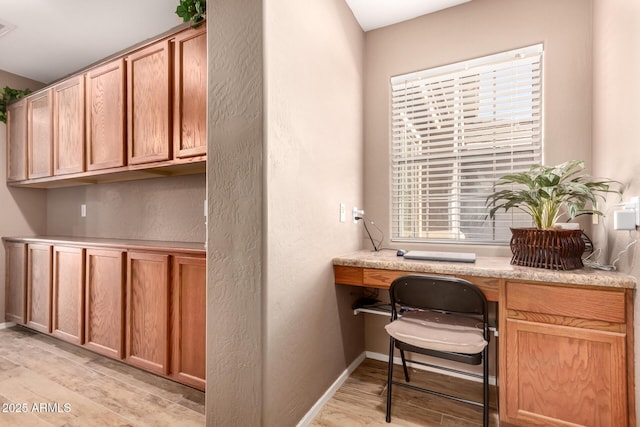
[591,0,640,417]
[205,0,264,425]
[264,0,365,425]
[364,0,593,256]
[46,174,206,242]
[0,70,47,324]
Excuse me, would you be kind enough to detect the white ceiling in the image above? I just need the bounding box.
[0,0,470,85]
[0,0,182,84]
[344,0,470,32]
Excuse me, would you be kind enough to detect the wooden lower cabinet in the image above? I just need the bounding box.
[84,249,125,358]
[5,242,27,324]
[501,281,632,427]
[171,255,206,390]
[4,239,205,391]
[126,251,170,375]
[52,246,85,344]
[26,244,52,333]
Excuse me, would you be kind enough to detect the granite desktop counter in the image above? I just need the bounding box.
[333,249,637,426]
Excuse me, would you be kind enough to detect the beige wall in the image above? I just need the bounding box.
[205,0,264,424]
[0,70,46,324]
[263,0,365,425]
[46,174,206,242]
[264,0,364,426]
[592,0,640,417]
[363,0,593,257]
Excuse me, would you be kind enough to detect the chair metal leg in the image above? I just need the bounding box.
[483,346,489,427]
[399,349,410,382]
[386,336,395,423]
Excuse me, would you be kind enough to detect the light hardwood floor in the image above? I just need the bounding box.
[0,326,204,426]
[311,358,498,427]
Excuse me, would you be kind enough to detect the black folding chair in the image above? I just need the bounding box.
[385,274,490,426]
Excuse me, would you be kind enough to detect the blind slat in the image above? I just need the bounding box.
[391,44,543,244]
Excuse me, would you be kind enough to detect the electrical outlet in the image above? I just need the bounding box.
[339,203,346,223]
[614,210,636,230]
[81,204,86,218]
[352,207,364,224]
[631,196,640,226]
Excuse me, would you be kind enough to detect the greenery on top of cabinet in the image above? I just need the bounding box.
[175,0,206,28]
[0,86,32,123]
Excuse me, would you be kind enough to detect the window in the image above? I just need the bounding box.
[390,45,543,244]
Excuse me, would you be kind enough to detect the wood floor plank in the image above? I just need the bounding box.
[0,326,204,427]
[311,358,498,426]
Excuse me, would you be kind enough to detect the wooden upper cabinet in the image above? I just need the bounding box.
[6,99,28,182]
[5,241,27,324]
[126,251,170,375]
[52,246,85,345]
[26,243,52,333]
[171,255,206,390]
[27,90,53,179]
[173,26,207,159]
[127,40,171,165]
[53,76,85,175]
[86,59,127,171]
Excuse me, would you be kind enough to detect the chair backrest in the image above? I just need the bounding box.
[389,274,488,321]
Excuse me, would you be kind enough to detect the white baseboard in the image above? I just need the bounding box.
[0,322,16,330]
[366,351,496,386]
[296,351,366,427]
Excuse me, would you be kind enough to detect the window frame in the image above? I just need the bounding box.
[389,44,544,245]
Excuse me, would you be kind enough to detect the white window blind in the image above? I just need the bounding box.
[391,44,543,244]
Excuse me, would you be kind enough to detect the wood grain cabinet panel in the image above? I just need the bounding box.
[84,249,125,359]
[52,246,85,344]
[6,99,28,182]
[86,59,126,170]
[26,244,52,333]
[5,242,27,324]
[53,76,85,175]
[27,90,53,179]
[502,282,631,426]
[126,252,170,374]
[173,26,206,159]
[171,255,206,390]
[127,40,171,165]
[505,319,627,426]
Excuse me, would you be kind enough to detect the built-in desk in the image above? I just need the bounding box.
[333,249,637,427]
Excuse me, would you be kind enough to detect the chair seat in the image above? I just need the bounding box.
[385,310,488,354]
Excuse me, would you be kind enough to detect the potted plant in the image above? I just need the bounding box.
[175,0,206,28]
[0,86,32,124]
[486,160,620,270]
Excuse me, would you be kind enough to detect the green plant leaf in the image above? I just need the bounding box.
[485,160,621,229]
[175,0,206,28]
[0,86,32,124]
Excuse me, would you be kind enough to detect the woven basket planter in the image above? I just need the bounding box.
[509,228,585,270]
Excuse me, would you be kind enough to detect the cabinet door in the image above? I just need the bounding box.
[171,255,206,390]
[127,40,171,165]
[504,320,627,426]
[126,252,170,374]
[6,99,28,181]
[53,76,85,175]
[86,59,126,170]
[5,242,27,324]
[173,27,206,159]
[26,244,52,333]
[84,249,125,359]
[52,246,85,344]
[27,90,53,179]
